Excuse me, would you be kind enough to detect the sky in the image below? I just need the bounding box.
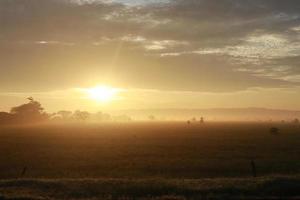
[0,0,300,112]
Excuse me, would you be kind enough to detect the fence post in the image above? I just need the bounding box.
[21,167,27,177]
[251,160,257,177]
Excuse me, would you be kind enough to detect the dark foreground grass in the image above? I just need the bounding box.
[0,122,300,179]
[0,176,300,200]
[0,123,299,199]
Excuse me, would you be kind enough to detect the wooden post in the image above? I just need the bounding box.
[21,167,27,177]
[251,160,257,177]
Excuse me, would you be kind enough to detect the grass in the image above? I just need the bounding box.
[0,122,299,199]
[0,122,299,179]
[0,176,300,199]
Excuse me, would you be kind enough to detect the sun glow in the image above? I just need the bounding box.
[86,86,118,102]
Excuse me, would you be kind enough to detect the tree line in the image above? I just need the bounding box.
[0,97,131,124]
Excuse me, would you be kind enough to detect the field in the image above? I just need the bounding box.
[0,122,299,199]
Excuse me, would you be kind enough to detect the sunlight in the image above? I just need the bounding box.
[86,86,118,102]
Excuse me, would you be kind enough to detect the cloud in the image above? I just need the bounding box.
[0,0,300,93]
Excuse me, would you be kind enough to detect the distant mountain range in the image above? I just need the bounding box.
[107,108,300,121]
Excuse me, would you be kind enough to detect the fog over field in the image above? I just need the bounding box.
[107,108,300,121]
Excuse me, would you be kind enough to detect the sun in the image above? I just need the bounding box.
[86,86,118,102]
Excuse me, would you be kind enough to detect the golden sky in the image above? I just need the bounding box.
[0,0,300,112]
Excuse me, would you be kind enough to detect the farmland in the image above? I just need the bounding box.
[0,122,299,199]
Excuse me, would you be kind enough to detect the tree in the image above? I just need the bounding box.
[148,115,156,121]
[94,112,112,122]
[200,117,204,123]
[57,110,73,121]
[10,97,48,123]
[113,115,132,122]
[73,110,90,121]
[0,112,14,124]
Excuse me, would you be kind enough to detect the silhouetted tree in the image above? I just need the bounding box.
[94,112,112,121]
[10,97,48,123]
[113,115,132,122]
[0,112,14,124]
[293,118,299,124]
[148,115,156,121]
[200,117,204,123]
[102,113,112,121]
[73,110,90,121]
[57,110,73,121]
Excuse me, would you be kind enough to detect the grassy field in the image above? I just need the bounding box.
[0,122,300,179]
[1,176,300,200]
[0,122,299,199]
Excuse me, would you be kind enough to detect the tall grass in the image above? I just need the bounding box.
[0,176,300,199]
